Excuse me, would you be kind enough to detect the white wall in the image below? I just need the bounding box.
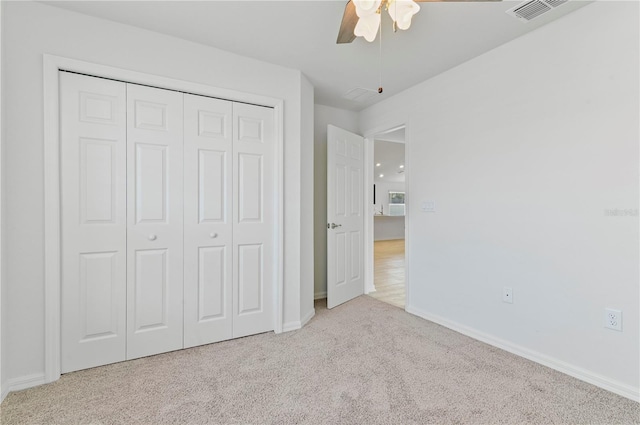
[2,1,313,390]
[313,105,359,298]
[360,2,639,399]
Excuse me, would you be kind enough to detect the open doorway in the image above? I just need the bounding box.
[367,128,406,308]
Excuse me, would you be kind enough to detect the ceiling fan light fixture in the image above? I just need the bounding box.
[354,12,381,42]
[353,0,382,17]
[387,0,420,31]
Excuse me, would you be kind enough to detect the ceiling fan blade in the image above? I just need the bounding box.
[336,0,358,44]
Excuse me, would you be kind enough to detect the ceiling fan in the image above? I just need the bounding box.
[337,0,501,44]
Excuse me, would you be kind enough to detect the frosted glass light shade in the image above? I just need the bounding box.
[353,0,382,17]
[354,13,381,42]
[387,0,420,31]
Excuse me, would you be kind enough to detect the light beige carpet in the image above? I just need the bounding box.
[2,296,638,424]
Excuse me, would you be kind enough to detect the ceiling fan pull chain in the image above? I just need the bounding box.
[393,0,398,32]
[378,22,383,94]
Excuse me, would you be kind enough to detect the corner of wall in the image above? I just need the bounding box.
[299,72,315,325]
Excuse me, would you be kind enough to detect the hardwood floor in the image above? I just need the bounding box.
[368,239,405,308]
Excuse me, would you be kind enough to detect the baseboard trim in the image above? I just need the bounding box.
[1,373,46,402]
[282,320,301,332]
[301,308,315,327]
[405,305,640,402]
[314,291,326,300]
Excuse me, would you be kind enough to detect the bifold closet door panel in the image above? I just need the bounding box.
[183,94,233,348]
[126,83,184,360]
[60,72,127,373]
[232,103,275,338]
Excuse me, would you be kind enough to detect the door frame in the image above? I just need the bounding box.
[362,121,411,310]
[43,54,285,384]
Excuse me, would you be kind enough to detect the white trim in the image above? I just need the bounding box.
[1,374,47,401]
[282,307,315,332]
[43,54,285,383]
[0,0,3,402]
[406,304,640,402]
[402,119,412,308]
[314,291,327,300]
[274,100,284,334]
[363,138,375,294]
[301,308,315,327]
[282,321,301,332]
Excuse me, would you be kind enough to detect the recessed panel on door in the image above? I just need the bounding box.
[133,249,168,332]
[79,251,118,341]
[199,111,227,138]
[80,92,118,125]
[80,138,116,224]
[184,94,233,348]
[335,233,346,286]
[238,244,263,314]
[238,116,263,143]
[199,149,226,223]
[336,165,346,217]
[350,231,362,281]
[134,100,168,131]
[60,72,127,373]
[350,167,361,217]
[198,246,226,321]
[126,83,183,360]
[238,153,263,223]
[135,144,168,223]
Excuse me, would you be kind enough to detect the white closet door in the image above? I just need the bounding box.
[126,84,184,359]
[183,94,233,347]
[60,72,127,373]
[232,103,275,337]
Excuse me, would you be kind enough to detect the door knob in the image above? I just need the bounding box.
[330,223,342,229]
[210,232,218,238]
[148,234,157,241]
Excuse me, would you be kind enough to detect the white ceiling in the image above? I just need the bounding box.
[45,0,590,111]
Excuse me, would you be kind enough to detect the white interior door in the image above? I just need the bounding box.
[232,103,275,337]
[327,125,364,309]
[60,72,127,373]
[126,83,184,360]
[183,94,233,347]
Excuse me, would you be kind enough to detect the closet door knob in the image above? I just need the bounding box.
[148,234,157,241]
[210,232,218,239]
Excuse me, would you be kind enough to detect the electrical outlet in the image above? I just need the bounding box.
[503,287,513,304]
[604,308,622,331]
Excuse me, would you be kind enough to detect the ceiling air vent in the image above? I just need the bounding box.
[342,87,378,103]
[506,0,568,23]
[545,0,569,7]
